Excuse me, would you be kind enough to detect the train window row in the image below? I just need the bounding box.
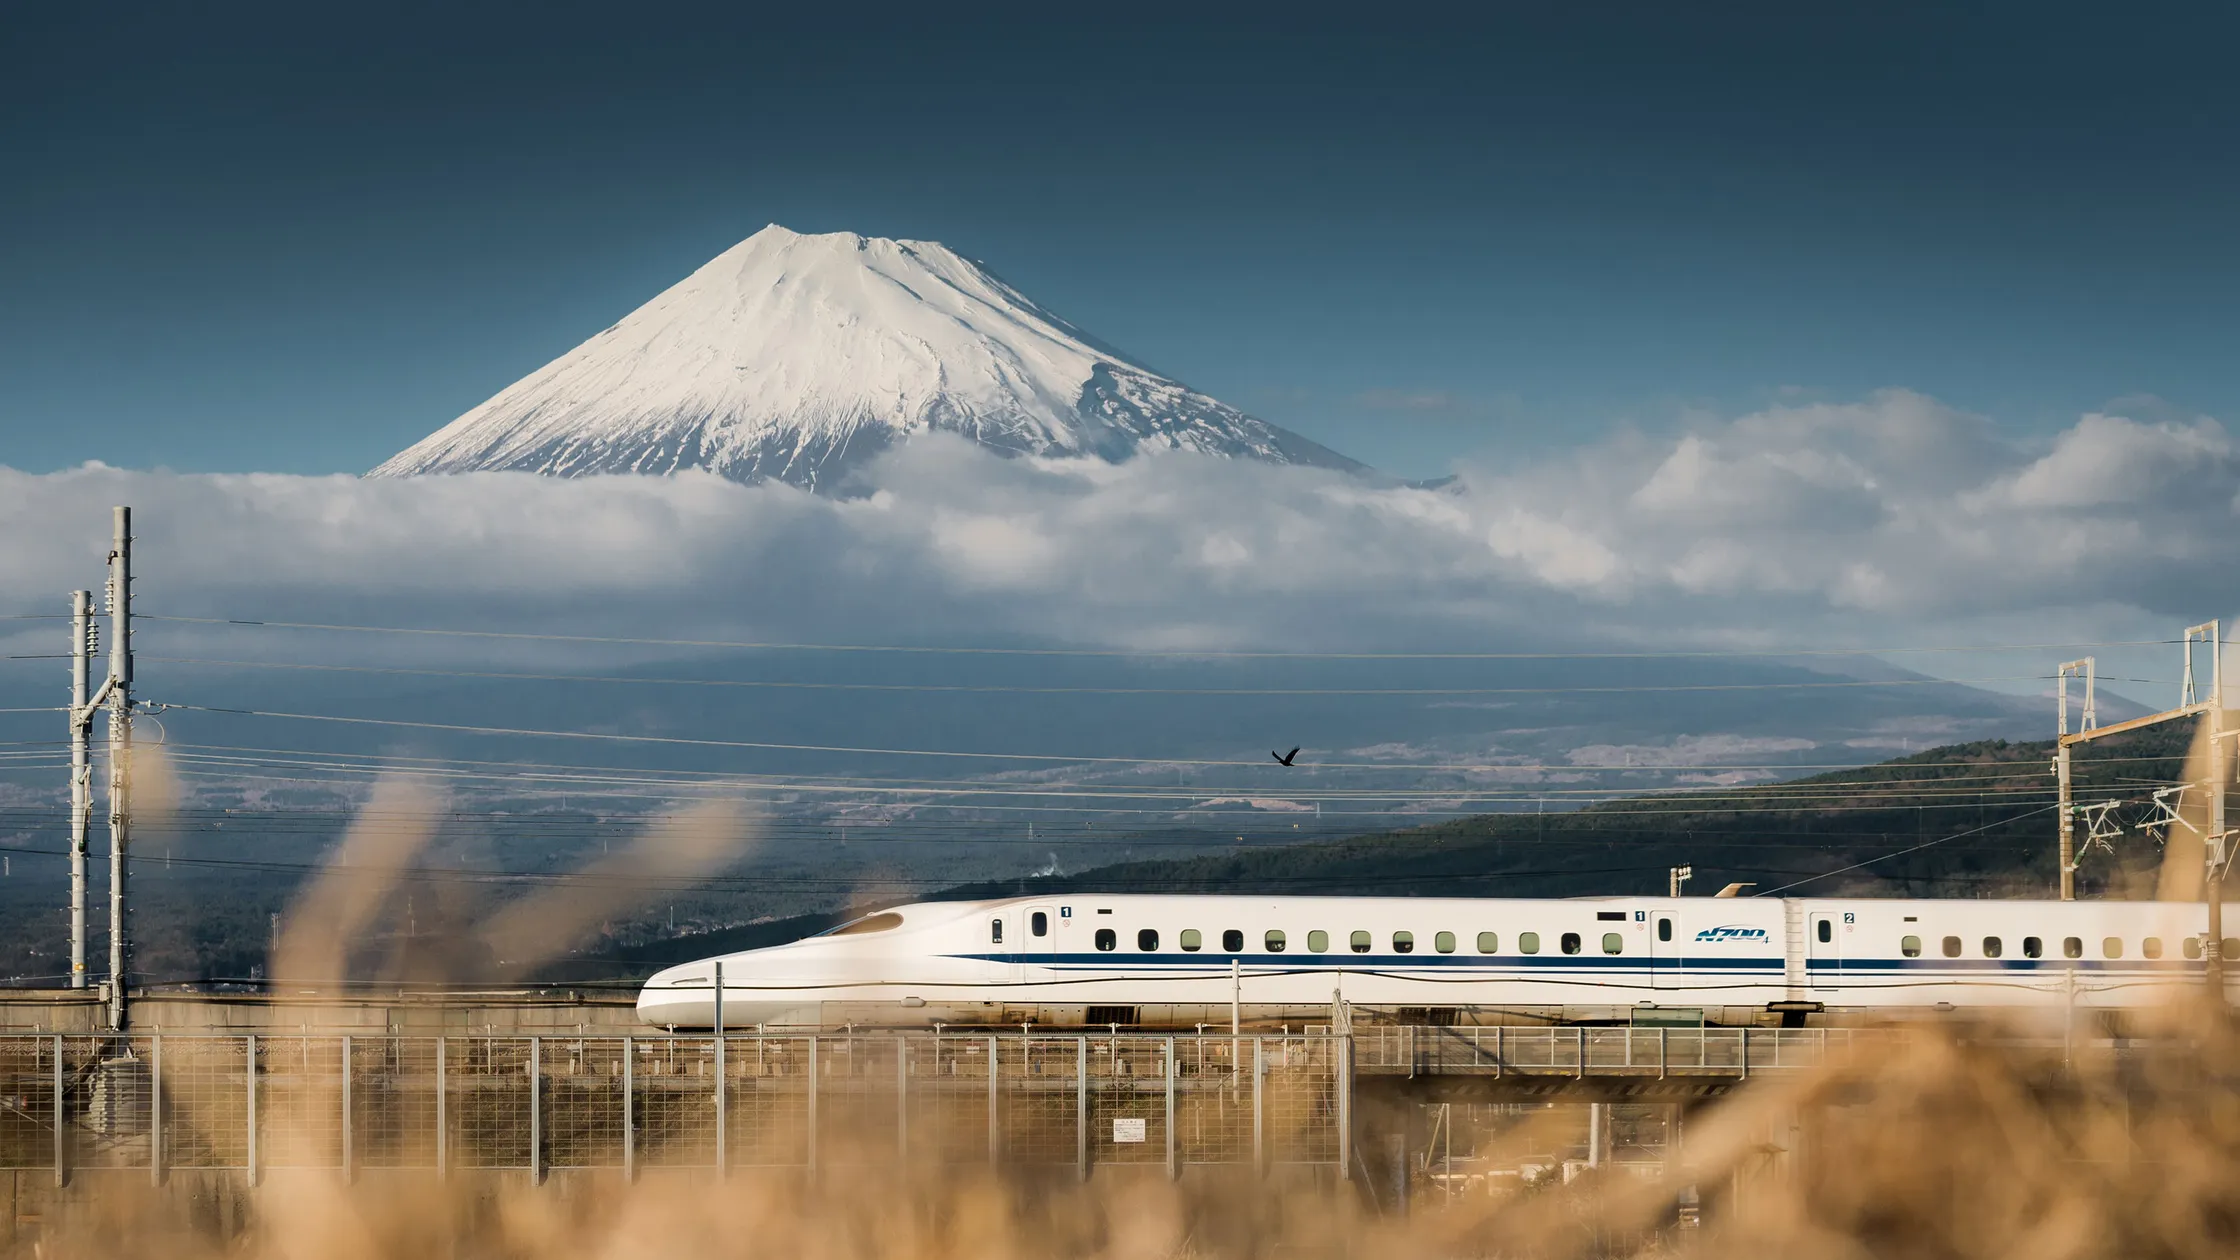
[1075,927,1629,956]
[1893,934,2240,960]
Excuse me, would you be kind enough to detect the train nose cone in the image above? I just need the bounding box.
[635,962,708,1027]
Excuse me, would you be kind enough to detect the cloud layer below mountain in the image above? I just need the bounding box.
[0,391,2230,671]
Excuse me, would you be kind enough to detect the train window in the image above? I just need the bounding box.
[1095,929,1116,951]
[1561,932,1582,956]
[1657,919,1672,942]
[2143,937,2164,959]
[2023,937,2042,959]
[1602,933,1624,955]
[1596,911,1626,921]
[1265,930,1287,953]
[1031,912,1048,937]
[2224,937,2238,958]
[1308,930,1329,953]
[1180,929,1202,952]
[990,919,1004,945]
[831,912,905,936]
[2102,937,2122,959]
[1477,932,1499,954]
[1901,935,1921,957]
[1223,929,1244,952]
[1350,930,1372,954]
[1138,929,1159,951]
[1435,931,1456,954]
[2064,937,2083,959]
[1520,932,1541,954]
[1941,936,1962,958]
[1982,937,2002,959]
[2185,937,2203,960]
[1817,919,1832,944]
[1393,931,1415,954]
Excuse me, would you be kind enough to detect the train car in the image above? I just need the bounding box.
[635,892,2240,1029]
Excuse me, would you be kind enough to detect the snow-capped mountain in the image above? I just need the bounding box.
[371,225,1365,491]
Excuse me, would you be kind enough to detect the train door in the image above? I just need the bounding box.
[1651,909,1680,988]
[1808,907,1843,989]
[1023,905,1057,968]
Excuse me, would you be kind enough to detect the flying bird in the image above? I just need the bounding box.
[1272,748,1300,766]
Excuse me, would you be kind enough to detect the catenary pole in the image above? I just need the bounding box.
[2206,623,2226,1003]
[105,507,131,1031]
[67,591,91,988]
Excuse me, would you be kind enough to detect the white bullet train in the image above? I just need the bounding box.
[636,892,2240,1029]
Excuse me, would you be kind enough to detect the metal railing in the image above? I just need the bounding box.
[0,1032,1344,1182]
[1352,1025,1869,1077]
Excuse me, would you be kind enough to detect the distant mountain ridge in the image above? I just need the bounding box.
[372,225,1366,492]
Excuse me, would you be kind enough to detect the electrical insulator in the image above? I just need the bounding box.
[85,622,99,657]
[103,576,115,617]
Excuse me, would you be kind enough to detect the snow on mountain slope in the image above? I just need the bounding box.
[371,225,1366,491]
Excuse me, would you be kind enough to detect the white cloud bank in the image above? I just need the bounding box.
[0,390,2231,665]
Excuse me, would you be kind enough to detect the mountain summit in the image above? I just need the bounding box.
[371,225,1364,491]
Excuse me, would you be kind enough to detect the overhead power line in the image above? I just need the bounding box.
[136,614,2179,662]
[134,655,2172,696]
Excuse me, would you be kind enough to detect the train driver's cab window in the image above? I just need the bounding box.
[1222,929,1244,952]
[2024,937,2043,959]
[1817,919,1832,943]
[1435,931,1456,954]
[1561,932,1582,956]
[1392,931,1415,955]
[2143,937,2164,959]
[1900,935,1922,957]
[1519,931,1541,954]
[1138,929,1159,951]
[1308,930,1329,953]
[1031,911,1048,937]
[991,919,1004,945]
[2185,937,2203,960]
[1265,930,1287,953]
[1982,937,2002,959]
[1477,932,1499,954]
[2064,937,2083,959]
[1180,929,1202,952]
[2102,937,2123,959]
[1942,936,1962,958]
[1095,929,1117,951]
[1350,930,1372,954]
[1602,933,1623,955]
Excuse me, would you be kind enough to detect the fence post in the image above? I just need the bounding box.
[895,1034,909,1165]
[341,1034,354,1182]
[246,1034,258,1187]
[622,1035,635,1183]
[1659,1027,1669,1081]
[149,1034,163,1186]
[985,1034,999,1167]
[1252,1037,1265,1174]
[1164,1036,1178,1181]
[713,1034,728,1179]
[805,1035,819,1179]
[1075,1035,1089,1182]
[529,1036,543,1186]
[1335,1032,1352,1180]
[51,1035,65,1188]
[435,1037,448,1182]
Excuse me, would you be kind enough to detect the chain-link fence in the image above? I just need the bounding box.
[0,1032,1349,1182]
[1352,1025,1871,1078]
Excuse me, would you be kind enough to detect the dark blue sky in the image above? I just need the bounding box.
[4,2,2236,479]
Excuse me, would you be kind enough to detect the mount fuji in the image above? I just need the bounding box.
[371,225,1367,492]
